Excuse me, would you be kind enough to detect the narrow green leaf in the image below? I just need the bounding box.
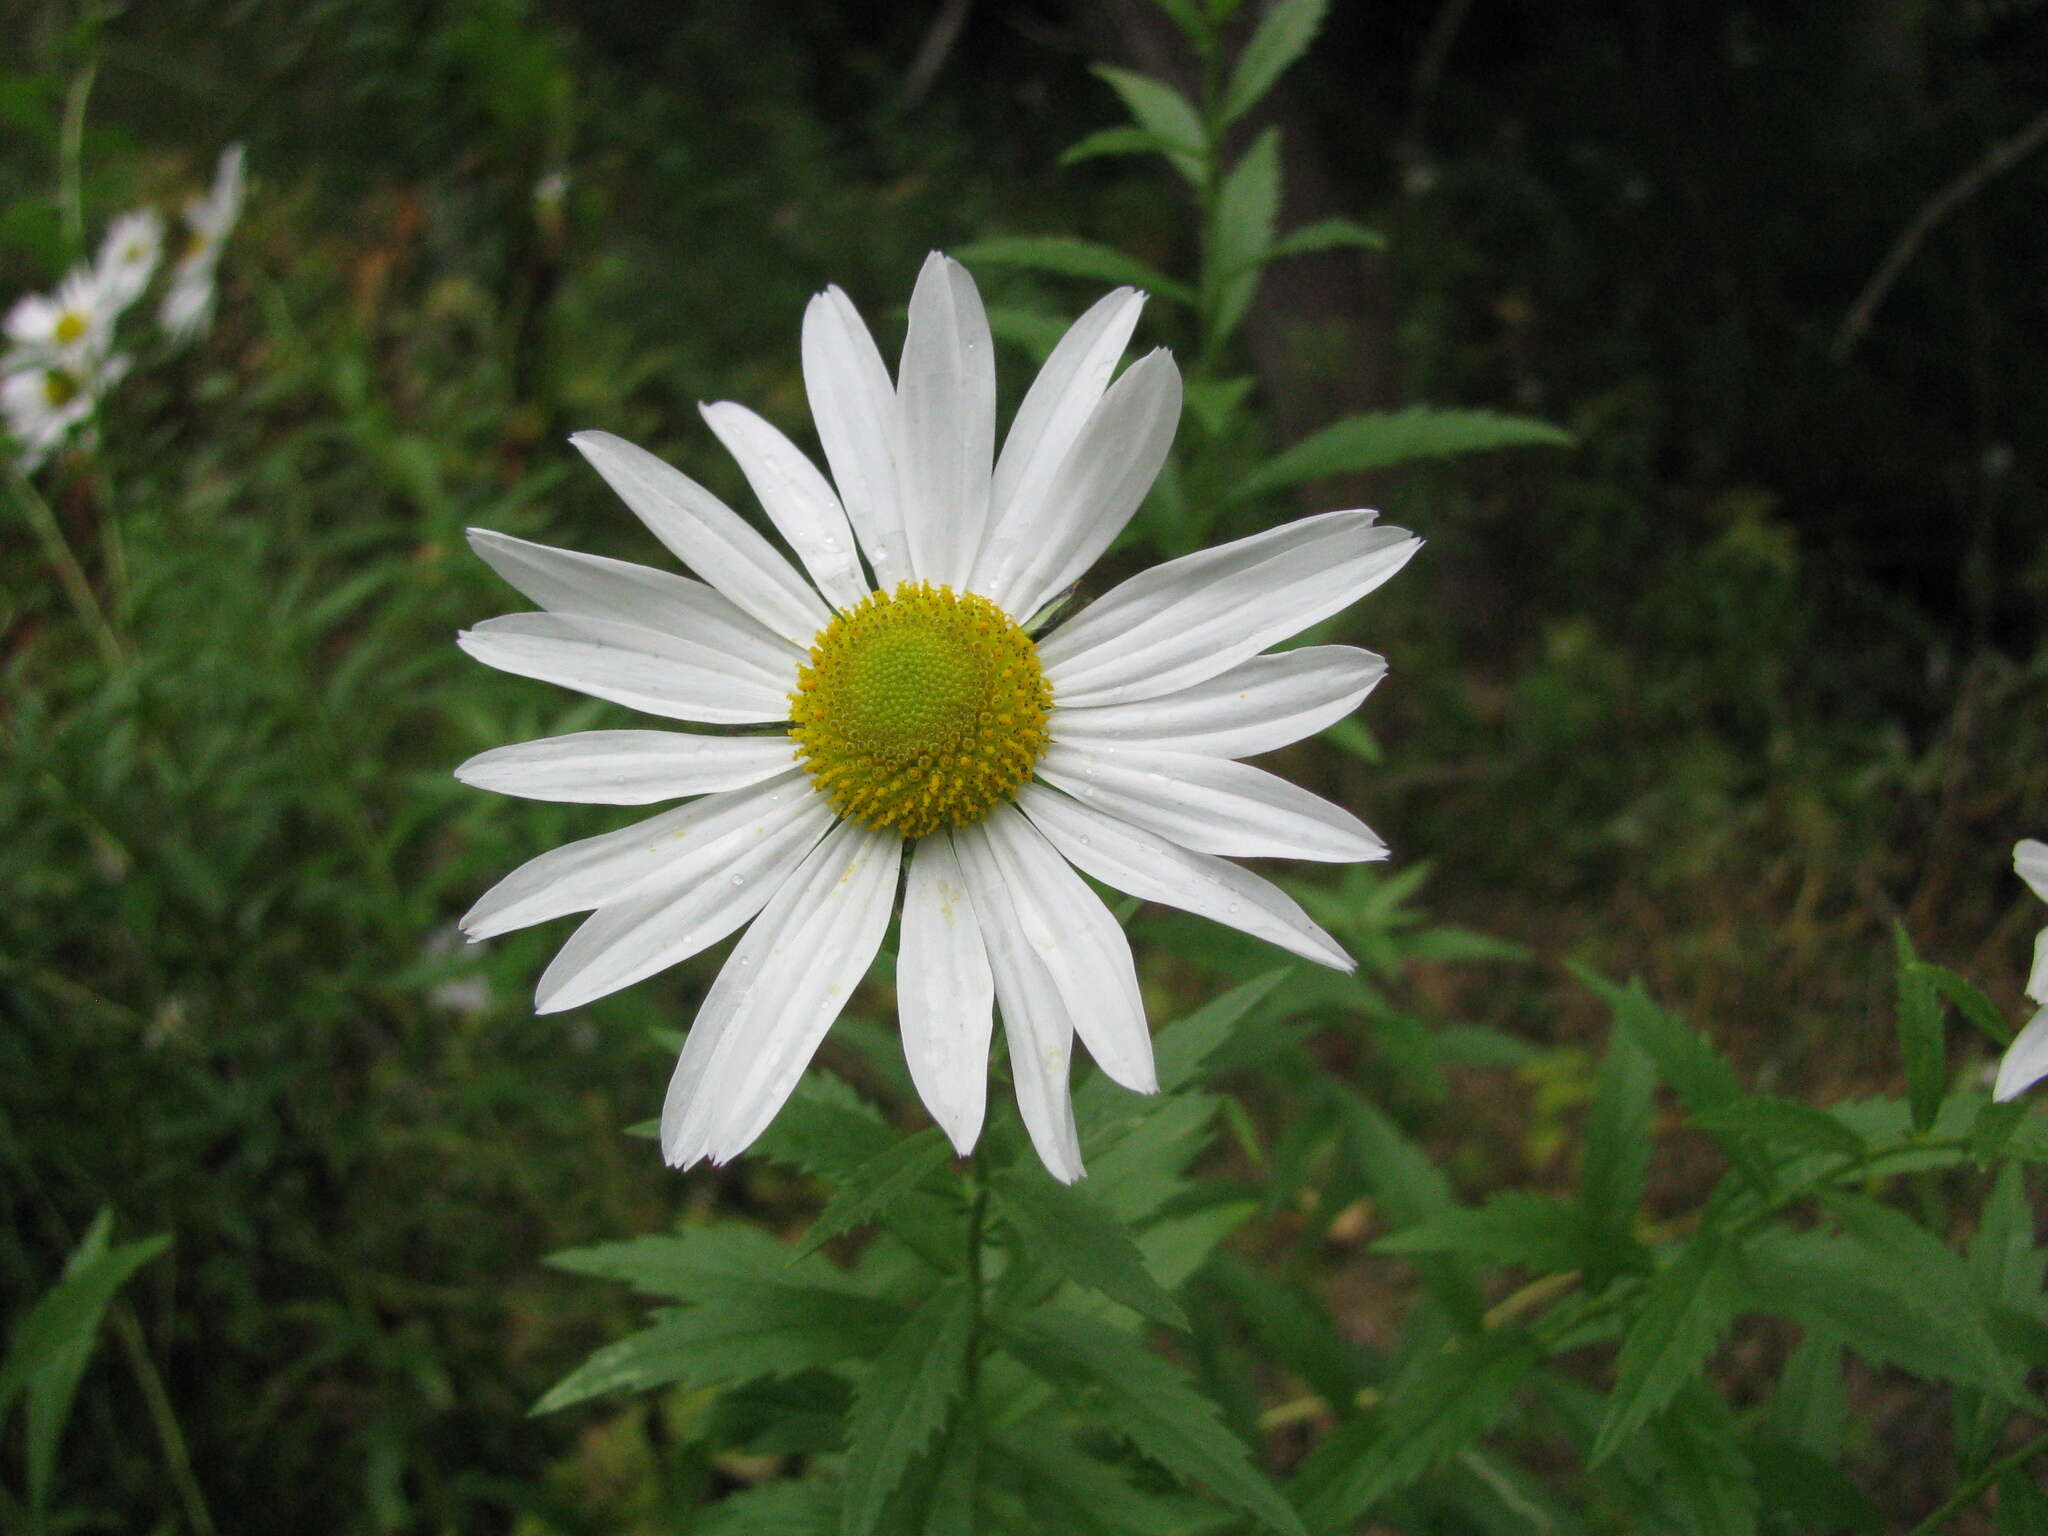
[1146,0,1215,51]
[1581,1031,1655,1277]
[1302,1328,1539,1527]
[1573,966,1745,1118]
[24,1211,115,1517]
[1746,1435,1881,1536]
[842,1285,975,1535]
[1201,1252,1371,1411]
[1060,125,1182,168]
[0,1230,169,1426]
[2000,1468,2048,1535]
[992,1169,1188,1328]
[695,1479,840,1535]
[983,305,1071,362]
[1629,1385,1759,1536]
[999,1309,1308,1536]
[794,1128,954,1260]
[954,236,1195,306]
[1914,959,2013,1047]
[1090,65,1207,185]
[1078,969,1288,1142]
[1375,1191,1593,1274]
[992,1413,1210,1535]
[531,1288,902,1413]
[1230,406,1572,501]
[1894,923,1947,1131]
[1332,1087,1454,1227]
[1221,0,1328,123]
[1183,376,1255,437]
[1592,1238,1742,1463]
[1209,127,1282,344]
[753,1077,895,1181]
[549,1225,857,1297]
[1691,1096,1866,1160]
[1768,1329,1846,1458]
[1266,217,1386,258]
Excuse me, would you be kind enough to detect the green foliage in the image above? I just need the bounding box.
[840,1285,974,1535]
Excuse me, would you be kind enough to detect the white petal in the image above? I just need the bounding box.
[1039,513,1421,707]
[978,349,1182,620]
[988,286,1145,542]
[570,430,831,648]
[899,833,995,1154]
[661,820,903,1166]
[1050,644,1386,759]
[802,286,909,590]
[897,253,995,589]
[457,612,793,723]
[534,795,837,1014]
[980,806,1154,1093]
[1016,781,1352,970]
[700,401,870,610]
[455,730,796,804]
[2030,928,2048,1008]
[2018,840,2048,906]
[1995,1005,2048,1101]
[461,770,816,940]
[1036,741,1387,863]
[467,528,802,671]
[953,822,1085,1182]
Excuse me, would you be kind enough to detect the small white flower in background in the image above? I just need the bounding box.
[455,253,1420,1181]
[5,264,118,368]
[1993,839,2048,1101]
[421,924,494,1018]
[160,144,246,344]
[94,208,165,317]
[1,347,129,474]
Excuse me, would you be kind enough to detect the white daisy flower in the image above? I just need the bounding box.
[95,208,166,317]
[5,264,117,367]
[1992,839,2048,1101]
[456,253,1420,1181]
[2,348,129,473]
[159,145,246,344]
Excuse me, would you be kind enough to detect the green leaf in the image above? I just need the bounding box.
[794,1128,955,1260]
[954,236,1194,306]
[695,1479,840,1535]
[1230,406,1573,501]
[993,1414,1213,1535]
[1894,923,1947,1131]
[2000,1468,2048,1536]
[753,1076,895,1181]
[1374,1192,1592,1274]
[1573,966,1746,1119]
[1086,1092,1223,1225]
[1301,1328,1539,1527]
[531,1287,902,1412]
[1581,1032,1655,1279]
[998,1309,1307,1536]
[984,306,1071,363]
[23,1211,119,1517]
[1592,1237,1743,1463]
[1332,1087,1454,1228]
[1746,1435,1881,1536]
[1091,66,1207,185]
[842,1284,975,1535]
[549,1225,858,1297]
[1691,1095,1867,1161]
[1183,376,1255,437]
[1209,128,1282,343]
[1266,217,1386,258]
[1201,1252,1371,1411]
[1138,1196,1258,1292]
[1221,0,1328,123]
[1627,1385,1759,1536]
[1060,125,1184,168]
[0,1226,169,1428]
[1913,959,2013,1047]
[1768,1329,1846,1458]
[992,1168,1188,1328]
[1078,970,1289,1142]
[1146,0,1215,51]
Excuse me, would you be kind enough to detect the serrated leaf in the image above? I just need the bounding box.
[696,1479,841,1535]
[1628,1385,1758,1536]
[993,1413,1214,1535]
[1230,406,1572,501]
[1692,1095,1867,1160]
[1209,127,1282,343]
[1267,217,1386,258]
[1581,1032,1654,1281]
[1078,971,1288,1143]
[1221,0,1328,123]
[1091,65,1207,185]
[955,236,1194,305]
[795,1128,955,1260]
[842,1285,975,1534]
[1201,1252,1372,1410]
[1894,924,1947,1131]
[993,1168,1188,1328]
[549,1225,856,1297]
[753,1076,895,1181]
[532,1286,902,1413]
[1302,1327,1539,1527]
[1573,966,1747,1121]
[998,1309,1307,1536]
[1332,1087,1454,1227]
[1914,959,2013,1047]
[1374,1191,1593,1274]
[1746,1434,1881,1536]
[1138,1196,1258,1291]
[1086,1091,1223,1224]
[1591,1237,1742,1463]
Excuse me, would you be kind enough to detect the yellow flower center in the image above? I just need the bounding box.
[53,311,88,345]
[42,370,80,407]
[790,582,1052,839]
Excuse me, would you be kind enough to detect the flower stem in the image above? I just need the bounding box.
[58,58,98,260]
[9,469,125,668]
[1902,1428,2048,1536]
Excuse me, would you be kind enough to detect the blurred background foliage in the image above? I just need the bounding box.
[1,0,2045,1530]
